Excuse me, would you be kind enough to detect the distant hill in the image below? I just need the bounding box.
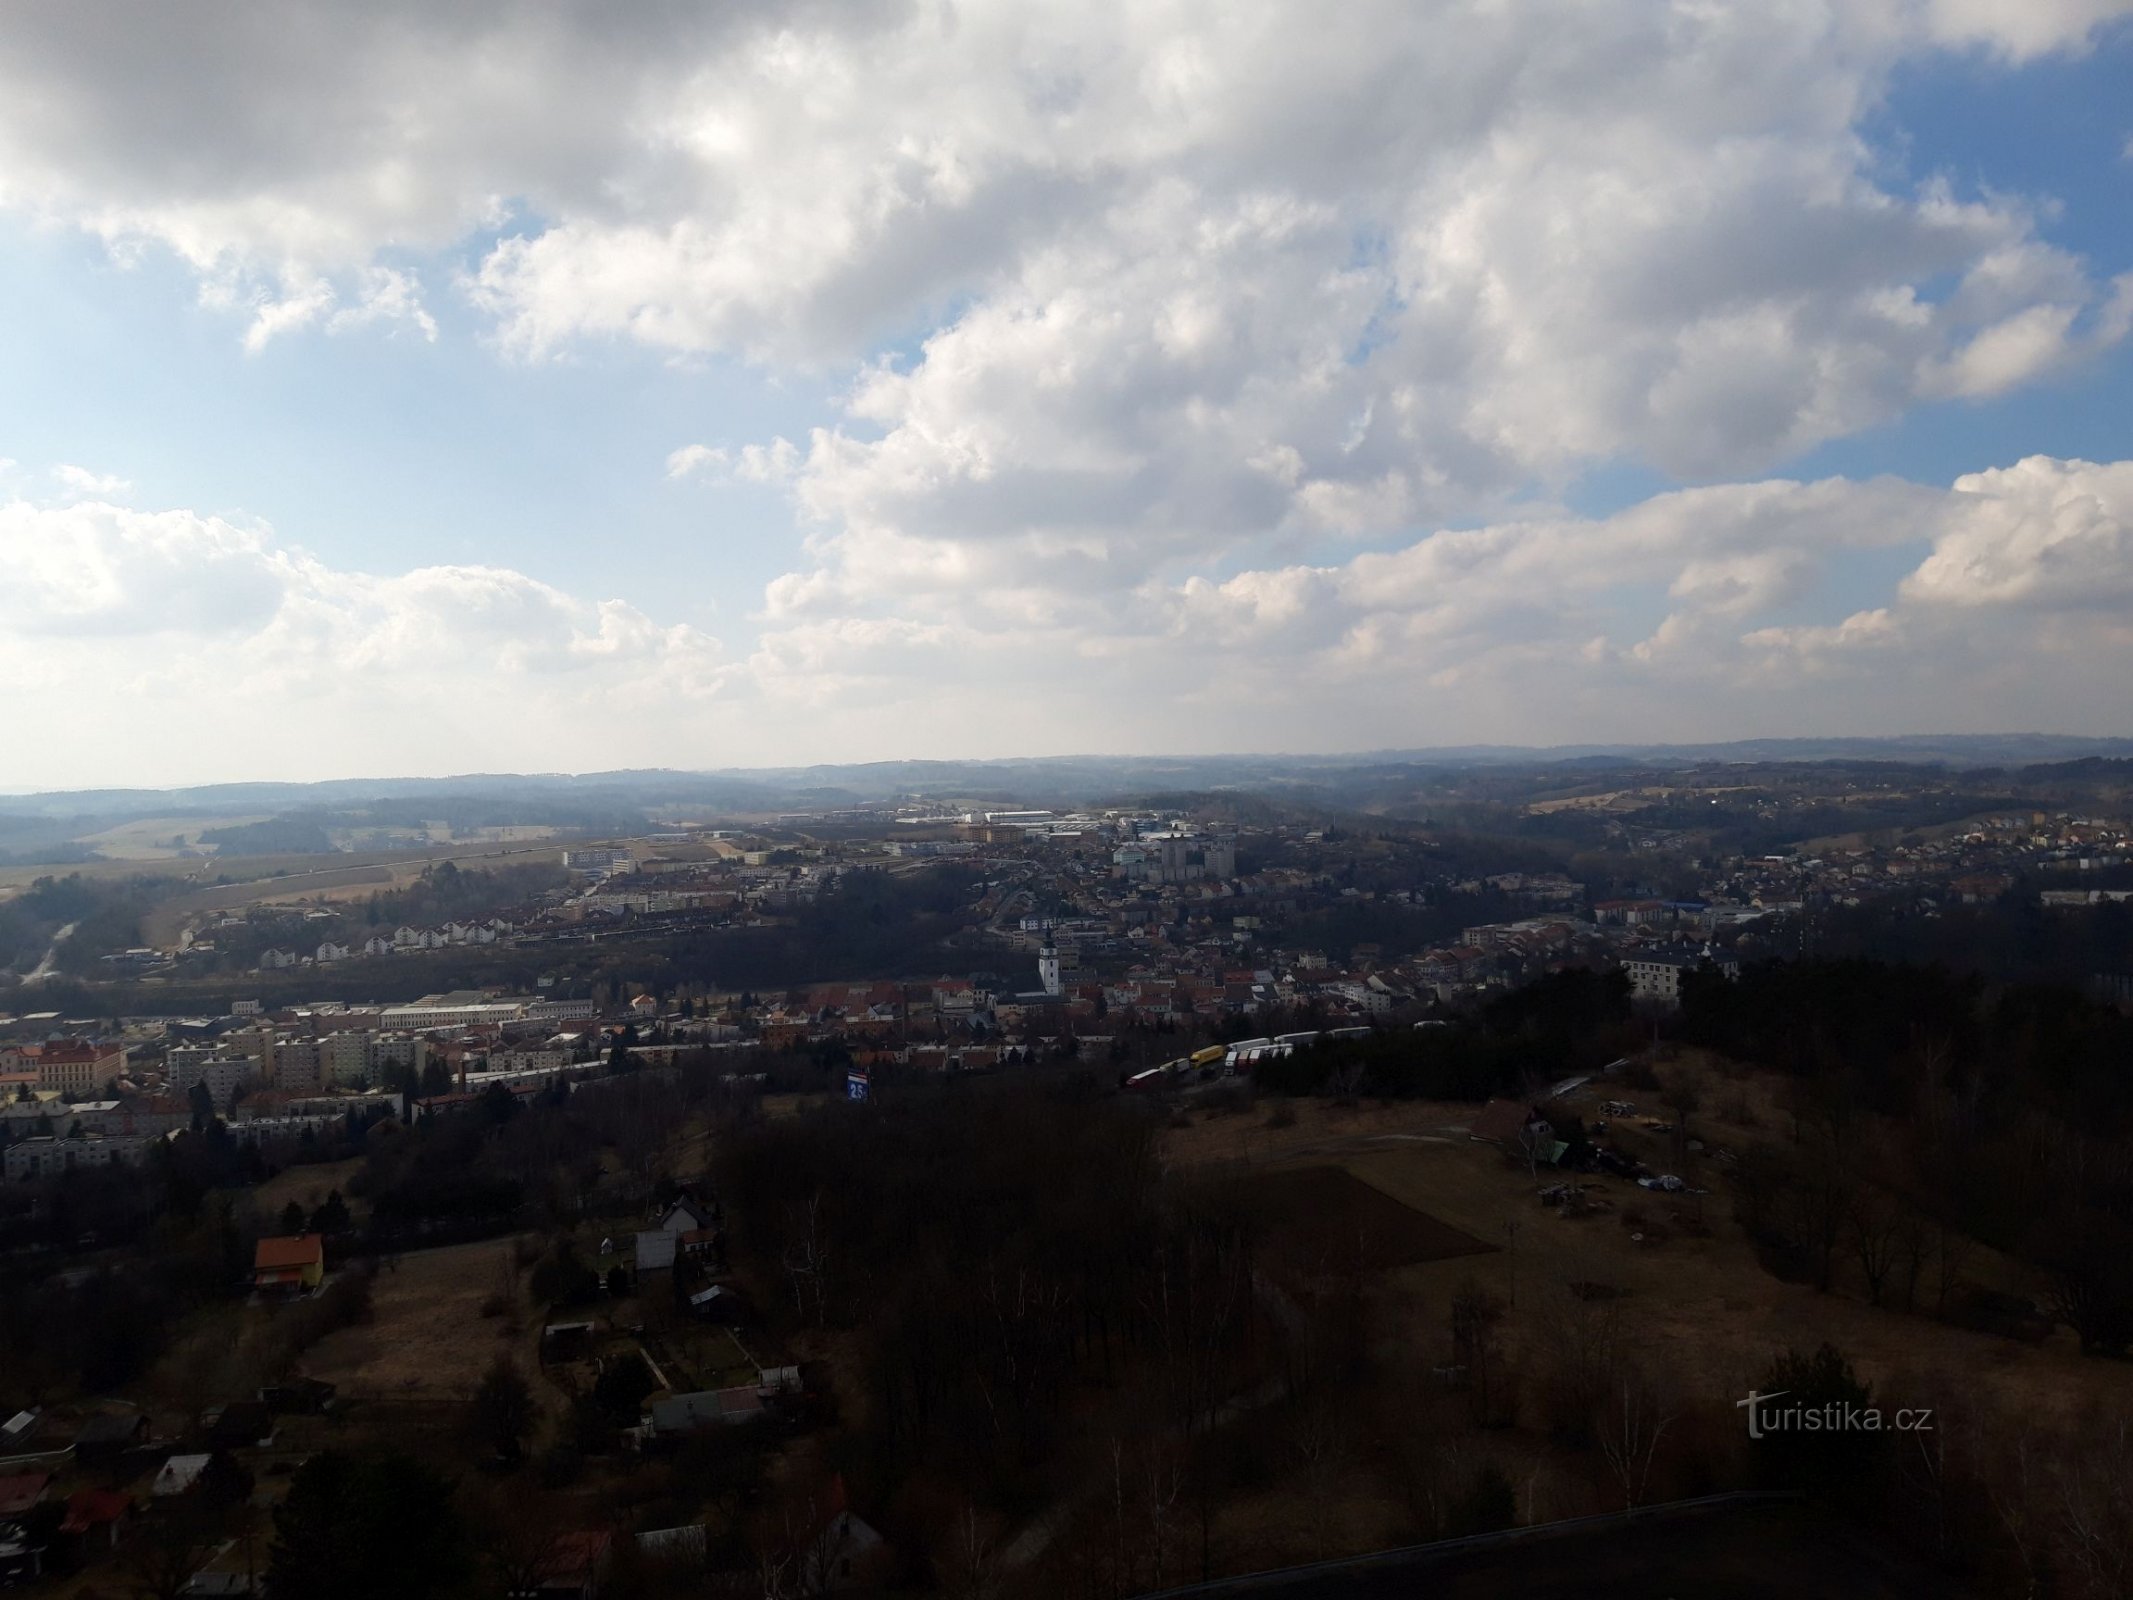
[1,735,2129,865]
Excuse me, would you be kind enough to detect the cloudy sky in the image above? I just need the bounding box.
[3,1,2131,787]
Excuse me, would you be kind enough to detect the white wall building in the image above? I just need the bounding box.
[1623,947,1741,1007]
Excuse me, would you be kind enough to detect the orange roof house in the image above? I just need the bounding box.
[252,1233,325,1293]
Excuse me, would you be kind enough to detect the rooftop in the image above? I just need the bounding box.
[253,1234,324,1271]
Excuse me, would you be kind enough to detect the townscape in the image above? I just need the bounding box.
[2,752,2133,1595]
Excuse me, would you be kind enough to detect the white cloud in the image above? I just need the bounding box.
[2,5,2131,775]
[1922,0,2133,59]
[731,437,801,485]
[666,436,800,485]
[665,444,729,481]
[49,463,133,500]
[323,267,439,343]
[1903,455,2133,608]
[1,6,2125,590]
[727,455,2133,755]
[4,458,2132,784]
[0,489,730,784]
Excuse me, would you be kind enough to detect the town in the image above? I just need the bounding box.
[2,754,2132,1595]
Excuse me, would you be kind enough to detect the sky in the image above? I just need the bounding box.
[2,0,2131,789]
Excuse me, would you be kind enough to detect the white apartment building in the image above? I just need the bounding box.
[1112,832,1237,886]
[563,848,635,875]
[322,1032,371,1088]
[5,1135,153,1182]
[367,1032,428,1080]
[1623,947,1742,1007]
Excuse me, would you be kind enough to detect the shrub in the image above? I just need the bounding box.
[536,1444,584,1489]
[529,1242,600,1308]
[1446,1463,1517,1536]
[593,1352,657,1419]
[1749,1343,1889,1511]
[262,1263,375,1377]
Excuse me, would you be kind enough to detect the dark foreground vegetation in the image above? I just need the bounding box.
[9,950,2133,1594]
[1680,958,2133,1353]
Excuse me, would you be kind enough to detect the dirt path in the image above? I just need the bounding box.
[20,920,78,982]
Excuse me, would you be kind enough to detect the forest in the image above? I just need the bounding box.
[1679,958,2133,1357]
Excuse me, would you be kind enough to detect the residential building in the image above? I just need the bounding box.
[268,1038,324,1094]
[367,1031,427,1081]
[164,1051,257,1109]
[252,1235,325,1295]
[320,1032,370,1087]
[1623,946,1741,1006]
[1112,831,1236,885]
[4,1136,153,1182]
[563,848,634,875]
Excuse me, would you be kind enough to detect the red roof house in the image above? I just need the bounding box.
[60,1488,133,1549]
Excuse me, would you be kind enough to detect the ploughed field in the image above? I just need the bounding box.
[1219,1163,1494,1274]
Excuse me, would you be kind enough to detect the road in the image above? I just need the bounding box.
[20,920,78,984]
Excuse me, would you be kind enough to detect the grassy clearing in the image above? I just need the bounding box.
[69,814,275,860]
[117,840,568,942]
[300,1237,541,1403]
[1163,1080,2133,1434]
[253,1156,367,1226]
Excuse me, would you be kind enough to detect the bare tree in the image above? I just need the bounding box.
[938,1503,1007,1600]
[121,1508,229,1600]
[1595,1366,1677,1511]
[1660,1072,1700,1170]
[1382,1372,1457,1540]
[1794,1133,1856,1292]
[782,1189,833,1327]
[1451,1280,1508,1428]
[1890,1207,1931,1314]
[474,1488,572,1600]
[1930,1218,1973,1319]
[1847,1185,1908,1306]
[1286,1398,1352,1559]
[1539,1282,1624,1446]
[1888,1380,1956,1563]
[1986,1429,2048,1598]
[2054,1417,2133,1600]
[1137,1437,1187,1592]
[1516,1121,1554,1181]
